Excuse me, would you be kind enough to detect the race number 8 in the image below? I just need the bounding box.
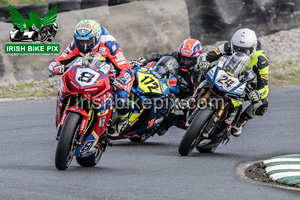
[78,72,95,83]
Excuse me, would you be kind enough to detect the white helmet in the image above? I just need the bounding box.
[231,28,257,58]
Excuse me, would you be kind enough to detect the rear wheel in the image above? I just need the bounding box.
[129,134,151,143]
[55,112,81,170]
[178,108,214,156]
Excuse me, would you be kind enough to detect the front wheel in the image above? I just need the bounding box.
[76,142,106,167]
[178,108,214,156]
[55,112,81,170]
[76,150,102,167]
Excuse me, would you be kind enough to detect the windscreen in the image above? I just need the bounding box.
[222,52,250,78]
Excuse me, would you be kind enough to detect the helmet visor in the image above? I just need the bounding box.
[74,36,95,53]
[232,45,254,56]
[178,54,197,69]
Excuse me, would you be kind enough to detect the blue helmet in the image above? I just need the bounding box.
[74,19,102,53]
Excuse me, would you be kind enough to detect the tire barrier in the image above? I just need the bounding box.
[108,0,130,6]
[0,0,109,23]
[186,0,300,44]
[0,2,49,23]
[1,0,300,85]
[81,0,109,9]
[49,1,81,13]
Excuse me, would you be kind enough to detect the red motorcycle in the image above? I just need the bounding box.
[52,53,116,170]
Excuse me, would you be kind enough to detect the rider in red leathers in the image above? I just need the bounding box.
[49,19,134,134]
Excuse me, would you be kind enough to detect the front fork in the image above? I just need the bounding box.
[186,90,212,127]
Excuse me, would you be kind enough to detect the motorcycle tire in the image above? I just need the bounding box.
[129,135,150,143]
[178,107,214,156]
[55,112,81,170]
[196,145,218,153]
[76,149,103,167]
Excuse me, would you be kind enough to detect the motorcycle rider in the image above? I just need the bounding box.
[201,28,269,137]
[133,39,204,134]
[49,19,134,134]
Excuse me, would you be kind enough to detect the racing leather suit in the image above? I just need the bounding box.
[138,52,203,130]
[205,41,269,123]
[51,26,134,120]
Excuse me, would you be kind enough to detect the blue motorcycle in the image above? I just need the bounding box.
[108,56,179,142]
[178,52,256,156]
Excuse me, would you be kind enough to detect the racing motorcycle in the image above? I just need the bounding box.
[52,54,178,170]
[178,52,256,156]
[109,56,179,142]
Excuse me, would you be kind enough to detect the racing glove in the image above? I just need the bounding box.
[49,60,65,74]
[197,53,210,70]
[129,57,147,68]
[248,90,261,102]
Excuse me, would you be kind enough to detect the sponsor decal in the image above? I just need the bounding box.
[115,52,125,61]
[84,87,98,92]
[117,61,126,66]
[80,120,86,131]
[261,74,269,80]
[112,44,117,53]
[214,48,221,55]
[99,47,106,52]
[49,61,56,68]
[182,49,191,55]
[6,5,59,54]
[99,117,106,127]
[116,57,125,62]
[224,116,235,125]
[124,72,131,80]
[80,140,94,152]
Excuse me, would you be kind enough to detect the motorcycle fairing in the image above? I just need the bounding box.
[206,66,246,96]
[75,130,99,157]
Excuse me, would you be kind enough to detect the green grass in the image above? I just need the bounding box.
[0,54,299,99]
[270,56,300,86]
[0,80,58,98]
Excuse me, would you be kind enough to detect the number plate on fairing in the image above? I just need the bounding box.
[137,72,162,94]
[75,68,100,87]
[215,71,239,91]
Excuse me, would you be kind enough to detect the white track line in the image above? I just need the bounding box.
[266,165,300,173]
[264,158,300,164]
[270,172,300,180]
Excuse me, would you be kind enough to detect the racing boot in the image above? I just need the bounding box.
[231,118,247,137]
[116,113,130,134]
[108,113,130,137]
[156,114,186,136]
[156,113,176,136]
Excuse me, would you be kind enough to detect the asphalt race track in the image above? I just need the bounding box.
[0,86,299,200]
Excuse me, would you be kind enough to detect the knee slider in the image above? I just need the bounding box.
[255,99,268,116]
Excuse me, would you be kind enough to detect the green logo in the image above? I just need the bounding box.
[9,4,58,43]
